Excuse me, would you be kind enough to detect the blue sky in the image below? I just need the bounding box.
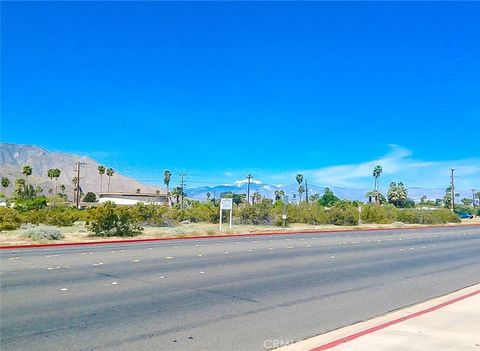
[1,2,479,189]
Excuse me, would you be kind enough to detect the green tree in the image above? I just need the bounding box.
[59,184,66,194]
[106,168,114,192]
[206,192,211,202]
[1,177,10,196]
[164,170,171,206]
[387,182,408,207]
[295,174,304,202]
[22,165,32,188]
[48,168,61,194]
[136,188,141,194]
[98,165,106,193]
[35,185,43,195]
[83,192,97,202]
[319,187,340,207]
[373,165,383,191]
[298,185,305,202]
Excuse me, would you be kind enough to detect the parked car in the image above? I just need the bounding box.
[457,212,473,219]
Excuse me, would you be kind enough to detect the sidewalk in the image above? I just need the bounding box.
[277,284,480,351]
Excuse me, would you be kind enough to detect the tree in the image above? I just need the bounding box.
[98,165,106,193]
[274,190,285,201]
[59,184,66,194]
[164,170,171,206]
[48,168,61,194]
[1,177,10,196]
[310,193,320,202]
[35,185,43,195]
[22,165,32,187]
[373,165,383,191]
[206,192,211,202]
[252,191,262,204]
[72,177,78,201]
[387,182,408,207]
[171,186,185,204]
[136,188,141,194]
[366,190,386,204]
[106,168,114,192]
[462,198,473,206]
[319,187,340,207]
[298,185,305,202]
[420,195,428,204]
[83,192,97,202]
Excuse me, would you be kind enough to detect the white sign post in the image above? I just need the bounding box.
[219,198,233,231]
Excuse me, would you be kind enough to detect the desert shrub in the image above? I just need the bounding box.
[183,203,219,223]
[130,203,170,226]
[13,196,47,211]
[20,224,64,240]
[88,202,143,237]
[237,200,273,225]
[0,208,22,231]
[396,209,460,224]
[328,203,359,226]
[361,204,396,224]
[284,203,330,225]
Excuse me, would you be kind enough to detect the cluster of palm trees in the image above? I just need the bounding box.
[97,165,115,193]
[387,181,408,207]
[47,168,61,194]
[296,174,305,202]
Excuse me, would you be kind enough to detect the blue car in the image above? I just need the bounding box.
[457,212,473,219]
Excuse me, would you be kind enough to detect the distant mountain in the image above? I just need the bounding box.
[185,183,472,203]
[0,143,165,199]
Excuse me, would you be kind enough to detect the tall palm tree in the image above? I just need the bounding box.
[52,168,61,194]
[373,165,383,191]
[296,174,304,203]
[72,177,78,201]
[164,170,171,206]
[1,177,10,196]
[98,165,106,193]
[106,168,114,192]
[206,192,211,202]
[22,165,32,188]
[298,185,305,202]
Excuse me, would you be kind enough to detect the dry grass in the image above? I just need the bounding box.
[1,218,478,246]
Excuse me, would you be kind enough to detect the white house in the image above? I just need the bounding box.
[98,192,167,205]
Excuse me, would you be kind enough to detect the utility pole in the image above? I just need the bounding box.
[472,189,476,208]
[305,180,309,204]
[178,172,187,210]
[246,174,253,205]
[74,162,86,209]
[450,168,455,212]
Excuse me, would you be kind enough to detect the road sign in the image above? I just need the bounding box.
[220,198,233,210]
[220,198,233,230]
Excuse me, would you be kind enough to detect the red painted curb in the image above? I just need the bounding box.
[309,289,480,351]
[1,223,478,250]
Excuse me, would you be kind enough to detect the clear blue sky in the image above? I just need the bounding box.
[1,2,479,189]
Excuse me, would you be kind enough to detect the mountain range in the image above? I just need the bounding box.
[0,143,471,202]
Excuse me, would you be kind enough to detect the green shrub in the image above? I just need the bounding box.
[88,202,143,237]
[476,208,480,216]
[13,196,47,211]
[238,201,272,225]
[396,209,460,224]
[361,204,396,224]
[0,208,22,231]
[83,192,97,202]
[20,224,64,240]
[329,203,359,226]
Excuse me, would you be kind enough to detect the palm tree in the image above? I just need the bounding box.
[136,188,141,194]
[171,186,184,204]
[1,177,10,196]
[35,185,43,195]
[59,184,66,194]
[296,174,304,202]
[14,178,26,197]
[373,165,383,191]
[22,165,32,188]
[98,165,106,193]
[252,191,262,204]
[72,177,78,201]
[52,168,61,194]
[106,168,114,192]
[298,185,305,202]
[206,192,211,202]
[164,170,171,206]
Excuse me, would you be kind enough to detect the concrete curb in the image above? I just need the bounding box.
[1,223,478,250]
[275,284,480,351]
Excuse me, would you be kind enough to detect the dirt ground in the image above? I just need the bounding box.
[1,217,479,246]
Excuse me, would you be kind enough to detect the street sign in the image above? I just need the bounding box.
[219,198,233,230]
[220,198,233,210]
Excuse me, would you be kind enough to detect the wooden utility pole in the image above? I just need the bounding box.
[178,172,187,210]
[74,162,87,209]
[246,174,253,205]
[450,168,455,212]
[305,180,309,203]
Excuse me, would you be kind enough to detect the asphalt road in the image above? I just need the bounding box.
[1,225,479,351]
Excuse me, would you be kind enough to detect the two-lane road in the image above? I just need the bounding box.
[1,225,479,351]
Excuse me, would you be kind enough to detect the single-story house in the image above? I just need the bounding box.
[98,192,167,205]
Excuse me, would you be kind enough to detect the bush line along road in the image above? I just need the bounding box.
[1,225,479,351]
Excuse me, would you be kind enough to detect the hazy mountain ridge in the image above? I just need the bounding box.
[0,143,164,198]
[1,143,471,202]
